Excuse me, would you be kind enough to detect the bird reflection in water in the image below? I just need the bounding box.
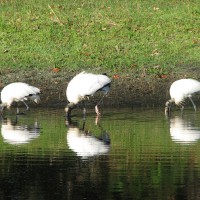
[168,115,200,144]
[1,117,40,145]
[66,117,110,159]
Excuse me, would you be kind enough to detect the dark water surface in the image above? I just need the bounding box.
[0,108,200,200]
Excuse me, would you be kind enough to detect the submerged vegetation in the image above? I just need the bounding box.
[1,0,200,76]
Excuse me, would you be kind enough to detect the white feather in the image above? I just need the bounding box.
[66,72,111,104]
[1,82,40,109]
[170,79,200,105]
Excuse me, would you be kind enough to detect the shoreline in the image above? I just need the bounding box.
[1,68,200,109]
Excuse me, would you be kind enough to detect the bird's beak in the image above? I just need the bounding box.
[65,102,75,123]
[165,101,171,116]
[65,106,71,119]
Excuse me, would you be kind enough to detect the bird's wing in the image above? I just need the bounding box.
[170,79,200,101]
[66,73,111,103]
[83,74,111,96]
[10,83,40,100]
[184,80,200,95]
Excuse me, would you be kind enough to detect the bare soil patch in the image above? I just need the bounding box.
[0,68,199,110]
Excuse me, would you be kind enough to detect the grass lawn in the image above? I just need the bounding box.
[1,0,200,76]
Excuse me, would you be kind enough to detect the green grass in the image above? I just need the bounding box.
[1,0,200,75]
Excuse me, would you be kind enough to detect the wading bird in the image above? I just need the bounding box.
[165,78,200,115]
[0,82,40,114]
[65,71,111,119]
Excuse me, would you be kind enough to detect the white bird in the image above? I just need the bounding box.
[65,71,111,118]
[165,79,200,115]
[0,82,40,113]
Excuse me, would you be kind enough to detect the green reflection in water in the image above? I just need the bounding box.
[0,108,200,200]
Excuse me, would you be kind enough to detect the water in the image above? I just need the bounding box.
[0,108,200,200]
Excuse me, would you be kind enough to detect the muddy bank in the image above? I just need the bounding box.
[0,68,199,109]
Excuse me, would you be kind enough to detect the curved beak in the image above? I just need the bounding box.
[65,102,75,122]
[65,106,72,121]
[165,101,171,116]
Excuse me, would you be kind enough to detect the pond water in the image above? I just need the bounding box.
[0,107,200,200]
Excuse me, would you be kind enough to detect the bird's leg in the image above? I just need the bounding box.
[15,115,18,124]
[95,95,106,116]
[97,94,105,105]
[82,101,87,121]
[95,105,101,116]
[16,101,29,115]
[189,96,197,111]
[22,101,30,111]
[83,107,86,121]
[95,115,100,125]
[16,107,26,115]
[181,105,184,112]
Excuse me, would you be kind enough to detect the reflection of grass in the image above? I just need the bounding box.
[1,0,200,75]
[1,108,200,162]
[104,109,200,170]
[1,109,200,198]
[104,110,200,199]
